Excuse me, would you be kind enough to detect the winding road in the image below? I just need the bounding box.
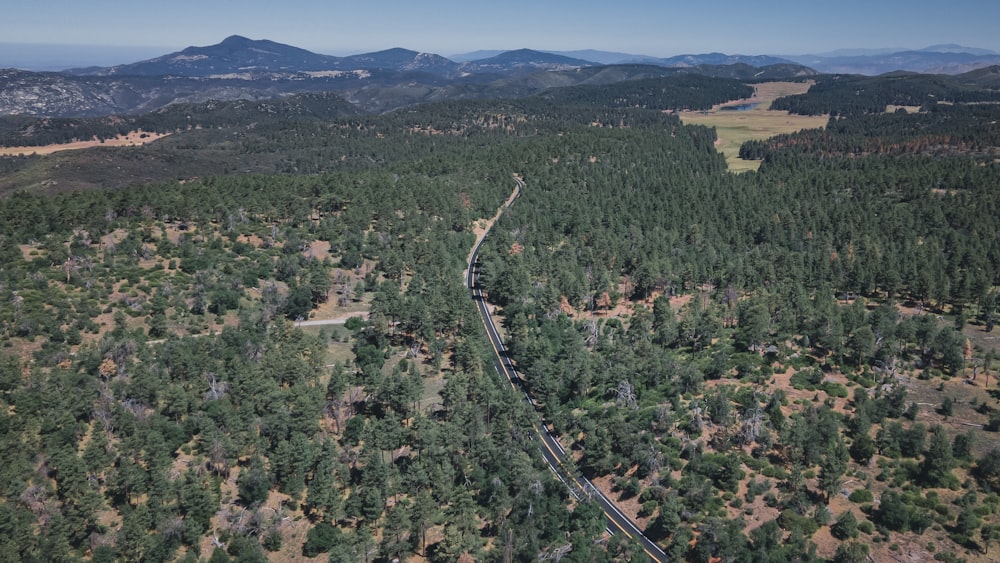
[467,178,668,562]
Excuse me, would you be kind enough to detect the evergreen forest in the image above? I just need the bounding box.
[0,72,999,562]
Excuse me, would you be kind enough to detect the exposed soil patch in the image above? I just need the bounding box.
[305,240,332,262]
[0,130,170,156]
[464,179,521,281]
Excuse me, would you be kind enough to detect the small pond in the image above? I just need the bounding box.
[720,102,759,111]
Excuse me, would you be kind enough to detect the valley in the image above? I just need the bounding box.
[679,81,829,172]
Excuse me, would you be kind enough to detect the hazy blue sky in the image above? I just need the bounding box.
[2,0,997,67]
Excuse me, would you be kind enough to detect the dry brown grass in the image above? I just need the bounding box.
[0,130,170,156]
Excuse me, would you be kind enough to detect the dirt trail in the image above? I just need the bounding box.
[295,313,368,327]
[463,178,522,281]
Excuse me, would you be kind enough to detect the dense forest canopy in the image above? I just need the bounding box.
[0,71,998,562]
[769,72,1000,116]
[741,102,1000,161]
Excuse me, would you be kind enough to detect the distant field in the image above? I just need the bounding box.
[0,130,169,156]
[886,104,923,113]
[679,81,828,172]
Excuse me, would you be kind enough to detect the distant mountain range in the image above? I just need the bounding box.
[63,36,465,79]
[0,36,819,117]
[784,47,1000,75]
[451,45,1000,75]
[64,37,793,79]
[59,36,997,79]
[0,36,997,118]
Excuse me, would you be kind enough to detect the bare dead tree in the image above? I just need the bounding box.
[529,479,544,497]
[94,382,117,446]
[89,531,114,556]
[205,372,230,401]
[123,293,146,313]
[75,229,93,247]
[326,396,347,434]
[540,544,573,561]
[490,476,504,499]
[102,338,138,377]
[657,405,671,426]
[984,350,994,389]
[159,517,185,542]
[347,386,367,417]
[207,438,230,478]
[121,399,149,421]
[874,357,900,383]
[338,282,353,307]
[63,257,76,282]
[18,485,49,523]
[502,528,514,563]
[340,448,361,469]
[689,400,705,434]
[244,340,266,364]
[646,443,664,486]
[611,379,638,409]
[739,401,766,447]
[970,357,983,381]
[224,507,259,537]
[9,292,23,329]
[582,318,600,348]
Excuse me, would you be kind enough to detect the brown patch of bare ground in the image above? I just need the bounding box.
[589,472,651,529]
[464,178,521,281]
[0,130,170,156]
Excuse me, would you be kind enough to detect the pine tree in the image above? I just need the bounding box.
[819,436,850,503]
[920,425,956,488]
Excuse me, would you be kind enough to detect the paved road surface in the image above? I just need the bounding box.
[467,180,668,562]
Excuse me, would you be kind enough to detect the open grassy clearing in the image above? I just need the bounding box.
[887,105,924,114]
[679,81,828,172]
[301,325,355,366]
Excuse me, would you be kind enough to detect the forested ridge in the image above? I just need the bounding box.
[741,103,1000,161]
[769,72,1000,116]
[0,75,751,196]
[0,72,998,562]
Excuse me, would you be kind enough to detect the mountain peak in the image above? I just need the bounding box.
[482,49,593,65]
[65,36,341,77]
[652,53,796,68]
[373,47,420,56]
[220,35,253,45]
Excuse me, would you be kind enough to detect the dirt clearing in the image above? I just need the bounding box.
[0,130,170,156]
